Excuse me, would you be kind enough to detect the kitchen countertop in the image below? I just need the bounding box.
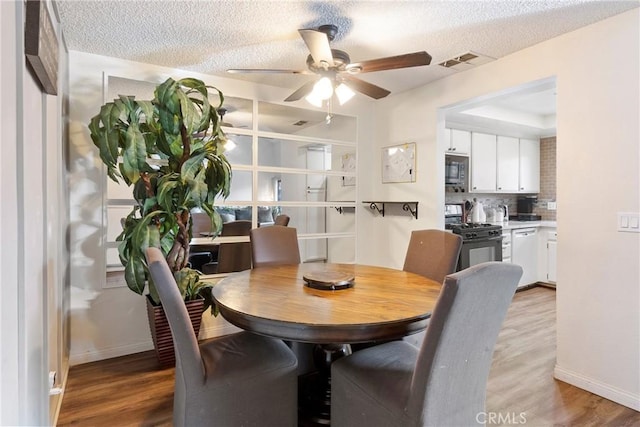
[492,220,557,230]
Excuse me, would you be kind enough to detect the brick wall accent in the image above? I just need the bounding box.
[534,136,557,221]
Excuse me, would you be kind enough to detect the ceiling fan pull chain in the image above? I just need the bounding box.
[326,97,333,124]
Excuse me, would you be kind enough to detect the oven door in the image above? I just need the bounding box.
[457,235,503,271]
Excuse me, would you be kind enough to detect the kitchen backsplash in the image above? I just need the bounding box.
[535,137,556,221]
[445,136,557,221]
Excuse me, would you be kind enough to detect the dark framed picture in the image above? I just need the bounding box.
[25,0,59,95]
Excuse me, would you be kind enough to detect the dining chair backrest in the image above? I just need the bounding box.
[250,226,301,268]
[274,214,290,226]
[201,220,252,274]
[221,219,252,236]
[403,229,463,284]
[408,262,522,425]
[191,211,211,235]
[145,247,204,382]
[215,241,252,273]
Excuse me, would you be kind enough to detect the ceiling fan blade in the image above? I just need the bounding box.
[284,80,317,102]
[341,75,390,99]
[299,29,334,67]
[227,68,309,74]
[348,51,432,73]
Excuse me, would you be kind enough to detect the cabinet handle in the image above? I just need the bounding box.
[498,187,502,190]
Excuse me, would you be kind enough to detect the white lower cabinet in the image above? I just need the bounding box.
[501,230,511,263]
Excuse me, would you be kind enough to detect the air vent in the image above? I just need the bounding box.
[438,51,495,71]
[292,120,308,126]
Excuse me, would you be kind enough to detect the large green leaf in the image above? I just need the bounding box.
[178,78,212,132]
[157,175,180,211]
[124,256,146,295]
[155,78,180,114]
[193,169,209,206]
[157,108,180,136]
[122,124,148,184]
[181,151,205,182]
[136,100,154,123]
[176,90,200,134]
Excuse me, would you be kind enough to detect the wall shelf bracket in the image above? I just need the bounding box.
[362,201,418,219]
[367,202,385,216]
[402,202,418,219]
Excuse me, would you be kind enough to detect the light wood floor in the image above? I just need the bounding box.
[58,287,640,426]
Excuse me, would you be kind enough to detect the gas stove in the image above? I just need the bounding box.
[446,223,502,241]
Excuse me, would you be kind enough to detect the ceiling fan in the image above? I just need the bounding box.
[227,24,432,104]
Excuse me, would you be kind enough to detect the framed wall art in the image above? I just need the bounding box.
[382,142,416,183]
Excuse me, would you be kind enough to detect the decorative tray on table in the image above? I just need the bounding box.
[303,270,355,290]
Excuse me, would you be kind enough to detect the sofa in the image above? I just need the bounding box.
[215,206,279,227]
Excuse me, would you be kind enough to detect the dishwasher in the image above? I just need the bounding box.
[511,228,538,286]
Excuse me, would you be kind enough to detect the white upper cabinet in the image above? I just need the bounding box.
[451,129,471,155]
[470,132,497,192]
[496,136,520,192]
[470,132,540,194]
[445,128,471,155]
[519,138,540,193]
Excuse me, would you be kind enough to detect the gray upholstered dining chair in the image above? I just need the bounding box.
[145,247,298,427]
[331,262,522,427]
[402,229,463,347]
[250,225,301,268]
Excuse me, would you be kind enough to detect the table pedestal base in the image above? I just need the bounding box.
[298,343,352,426]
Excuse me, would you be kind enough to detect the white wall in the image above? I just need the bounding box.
[358,9,639,410]
[67,52,370,364]
[0,1,69,425]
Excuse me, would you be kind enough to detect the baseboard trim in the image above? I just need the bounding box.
[50,363,69,426]
[69,323,241,365]
[554,365,640,411]
[70,341,154,365]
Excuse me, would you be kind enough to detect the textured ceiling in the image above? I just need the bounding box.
[55,0,639,100]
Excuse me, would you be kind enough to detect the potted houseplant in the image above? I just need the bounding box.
[89,77,231,366]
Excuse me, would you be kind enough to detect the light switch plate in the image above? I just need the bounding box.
[547,201,557,210]
[618,212,640,233]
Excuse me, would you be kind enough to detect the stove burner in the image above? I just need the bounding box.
[448,223,502,240]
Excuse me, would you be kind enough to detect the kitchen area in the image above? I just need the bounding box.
[443,80,557,289]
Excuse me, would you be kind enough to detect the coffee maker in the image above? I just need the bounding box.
[517,196,541,221]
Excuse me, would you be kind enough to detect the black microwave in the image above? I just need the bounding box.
[445,157,467,186]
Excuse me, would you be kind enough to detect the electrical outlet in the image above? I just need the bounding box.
[547,201,557,210]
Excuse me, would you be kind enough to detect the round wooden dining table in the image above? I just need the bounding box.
[212,262,442,344]
[213,263,442,425]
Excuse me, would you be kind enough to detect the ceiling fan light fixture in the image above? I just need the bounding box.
[314,77,334,100]
[305,91,324,107]
[335,83,355,105]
